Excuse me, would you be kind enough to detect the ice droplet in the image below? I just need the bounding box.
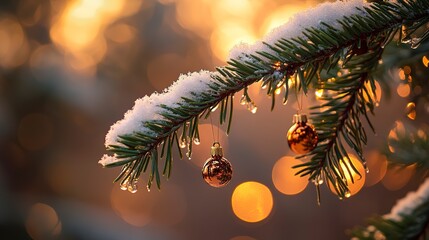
[411,38,421,49]
[128,183,138,193]
[239,95,247,105]
[248,102,257,114]
[345,191,351,198]
[179,135,187,148]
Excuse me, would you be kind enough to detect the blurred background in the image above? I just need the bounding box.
[0,0,428,239]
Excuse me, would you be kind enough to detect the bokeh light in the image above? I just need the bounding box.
[105,23,136,43]
[423,55,429,67]
[327,154,366,197]
[364,150,387,187]
[396,84,410,98]
[25,203,62,240]
[111,184,155,227]
[387,121,406,153]
[231,181,273,223]
[272,156,309,195]
[50,0,142,73]
[405,102,416,120]
[0,15,29,68]
[111,183,186,227]
[381,164,415,191]
[260,5,307,35]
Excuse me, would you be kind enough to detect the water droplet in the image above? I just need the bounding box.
[248,102,257,114]
[193,137,200,145]
[186,151,191,160]
[239,95,247,105]
[318,179,324,185]
[345,191,351,198]
[411,37,421,49]
[282,99,288,105]
[275,88,281,95]
[146,185,151,192]
[120,180,128,191]
[211,104,219,112]
[128,183,138,193]
[179,135,187,148]
[401,25,411,43]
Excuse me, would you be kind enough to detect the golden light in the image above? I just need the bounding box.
[25,203,62,240]
[387,121,405,153]
[423,55,429,67]
[405,102,416,120]
[363,80,382,106]
[382,164,415,191]
[396,84,410,98]
[111,184,154,227]
[403,65,411,75]
[175,0,213,38]
[105,23,136,43]
[398,68,406,80]
[260,4,307,35]
[272,156,309,195]
[210,23,257,61]
[0,15,29,68]
[364,150,387,187]
[49,0,141,73]
[327,154,366,197]
[231,181,273,223]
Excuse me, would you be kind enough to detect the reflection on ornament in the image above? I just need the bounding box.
[202,142,232,187]
[327,154,366,198]
[287,114,318,154]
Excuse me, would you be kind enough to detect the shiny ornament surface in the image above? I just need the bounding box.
[202,156,233,187]
[202,142,232,187]
[287,114,318,154]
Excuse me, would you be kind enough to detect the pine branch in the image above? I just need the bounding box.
[100,0,429,194]
[348,178,429,240]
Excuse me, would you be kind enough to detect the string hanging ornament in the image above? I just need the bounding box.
[287,85,318,154]
[201,116,233,187]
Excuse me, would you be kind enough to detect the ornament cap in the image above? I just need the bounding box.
[211,142,223,157]
[293,114,308,123]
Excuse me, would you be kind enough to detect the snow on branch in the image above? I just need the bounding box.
[100,0,371,166]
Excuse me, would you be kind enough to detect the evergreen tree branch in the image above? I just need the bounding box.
[100,0,429,193]
[348,178,429,240]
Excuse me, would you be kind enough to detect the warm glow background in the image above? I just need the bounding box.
[0,0,427,239]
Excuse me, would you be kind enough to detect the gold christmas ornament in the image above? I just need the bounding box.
[202,142,233,187]
[287,114,318,154]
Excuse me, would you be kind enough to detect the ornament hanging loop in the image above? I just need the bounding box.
[211,142,223,157]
